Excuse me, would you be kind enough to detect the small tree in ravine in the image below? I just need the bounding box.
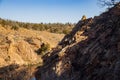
[37,43,50,56]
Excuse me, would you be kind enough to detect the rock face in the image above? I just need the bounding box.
[35,3,120,80]
[0,33,42,67]
[0,25,64,67]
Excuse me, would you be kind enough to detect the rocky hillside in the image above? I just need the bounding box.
[0,25,64,67]
[35,3,120,80]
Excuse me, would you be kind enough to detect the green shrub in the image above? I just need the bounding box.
[63,29,69,34]
[11,25,19,30]
[37,43,50,55]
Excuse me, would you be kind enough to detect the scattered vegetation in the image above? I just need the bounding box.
[37,43,50,55]
[11,25,19,30]
[0,18,75,34]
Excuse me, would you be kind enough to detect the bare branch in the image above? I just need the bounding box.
[99,0,120,7]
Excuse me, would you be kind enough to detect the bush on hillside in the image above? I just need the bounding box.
[11,25,19,30]
[37,43,50,55]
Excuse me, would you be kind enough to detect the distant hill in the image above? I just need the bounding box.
[0,18,75,34]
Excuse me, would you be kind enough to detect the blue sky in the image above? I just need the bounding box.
[0,0,106,23]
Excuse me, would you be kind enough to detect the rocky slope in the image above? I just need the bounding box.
[0,25,64,67]
[35,3,120,80]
